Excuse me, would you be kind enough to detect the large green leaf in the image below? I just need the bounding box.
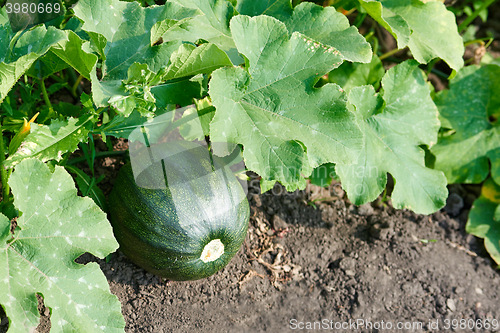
[431,65,500,184]
[237,0,371,63]
[73,0,229,115]
[49,31,98,80]
[162,43,232,81]
[26,31,98,80]
[0,9,13,57]
[73,0,202,112]
[73,0,200,81]
[0,158,124,332]
[5,115,94,168]
[209,15,363,191]
[0,16,67,103]
[336,60,447,214]
[466,178,500,265]
[169,0,240,63]
[359,0,464,71]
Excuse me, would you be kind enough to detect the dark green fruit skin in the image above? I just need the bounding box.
[108,141,249,281]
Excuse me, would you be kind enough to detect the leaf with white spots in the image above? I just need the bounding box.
[0,158,123,332]
[209,15,363,191]
[336,60,448,214]
[4,115,94,168]
[431,64,500,184]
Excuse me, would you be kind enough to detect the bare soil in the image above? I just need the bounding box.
[5,177,497,333]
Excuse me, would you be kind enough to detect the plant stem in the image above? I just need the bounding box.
[0,124,10,203]
[379,47,406,61]
[464,37,494,47]
[67,69,83,97]
[71,74,83,97]
[353,13,367,28]
[39,77,54,115]
[67,150,128,165]
[458,0,498,32]
[427,58,440,75]
[381,187,388,203]
[74,106,215,165]
[49,73,65,83]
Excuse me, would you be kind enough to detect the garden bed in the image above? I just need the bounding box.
[14,179,500,332]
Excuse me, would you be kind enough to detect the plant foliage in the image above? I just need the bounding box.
[0,159,123,332]
[1,0,499,330]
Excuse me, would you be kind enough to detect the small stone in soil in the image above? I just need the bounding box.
[357,203,374,216]
[339,257,356,271]
[446,298,456,312]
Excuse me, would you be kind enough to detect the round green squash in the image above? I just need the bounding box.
[108,141,249,281]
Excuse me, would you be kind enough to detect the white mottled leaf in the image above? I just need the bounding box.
[0,158,123,332]
[5,115,93,168]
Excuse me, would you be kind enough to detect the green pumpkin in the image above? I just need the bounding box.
[109,141,249,281]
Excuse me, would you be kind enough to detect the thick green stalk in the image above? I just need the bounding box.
[458,0,498,32]
[0,124,10,202]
